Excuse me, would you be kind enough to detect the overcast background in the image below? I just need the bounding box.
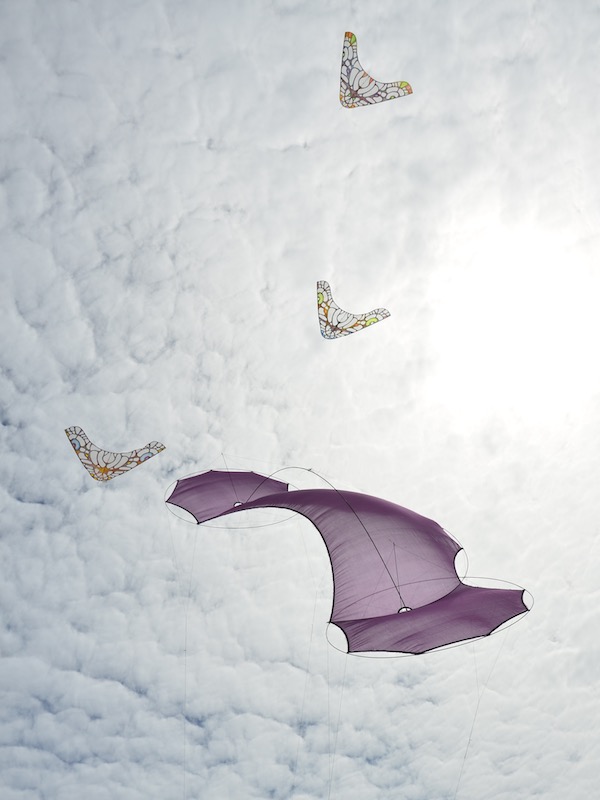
[2,1,600,798]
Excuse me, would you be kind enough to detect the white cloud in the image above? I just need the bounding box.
[2,0,600,797]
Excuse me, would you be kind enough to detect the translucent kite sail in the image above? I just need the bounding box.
[340,31,412,108]
[318,280,390,339]
[65,426,165,481]
[166,470,529,655]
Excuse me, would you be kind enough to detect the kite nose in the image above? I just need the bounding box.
[398,606,412,613]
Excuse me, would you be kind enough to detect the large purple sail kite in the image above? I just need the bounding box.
[167,471,528,655]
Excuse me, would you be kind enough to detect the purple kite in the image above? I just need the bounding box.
[166,470,529,655]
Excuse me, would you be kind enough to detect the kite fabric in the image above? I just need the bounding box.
[317,280,391,339]
[166,470,529,654]
[65,426,165,481]
[339,31,412,108]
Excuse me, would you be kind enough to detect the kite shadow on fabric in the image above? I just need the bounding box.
[317,280,390,339]
[339,31,412,108]
[166,470,529,655]
[65,426,165,481]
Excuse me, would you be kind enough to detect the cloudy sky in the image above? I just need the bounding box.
[2,0,600,797]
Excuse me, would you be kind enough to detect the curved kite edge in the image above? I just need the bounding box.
[165,481,203,524]
[165,469,291,524]
[336,584,530,655]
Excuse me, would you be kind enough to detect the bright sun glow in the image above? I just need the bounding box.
[428,226,600,421]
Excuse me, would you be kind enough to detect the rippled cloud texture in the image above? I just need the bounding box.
[2,1,599,798]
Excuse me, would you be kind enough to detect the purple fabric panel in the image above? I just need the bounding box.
[167,470,289,524]
[166,471,527,654]
[336,584,528,654]
[214,484,461,619]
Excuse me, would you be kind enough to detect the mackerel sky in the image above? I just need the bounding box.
[1,1,599,798]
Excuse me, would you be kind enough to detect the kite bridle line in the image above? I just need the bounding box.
[236,465,486,618]
[231,463,471,604]
[220,452,242,505]
[237,463,408,610]
[213,459,398,797]
[217,456,339,799]
[452,630,510,800]
[162,481,201,800]
[206,462,474,615]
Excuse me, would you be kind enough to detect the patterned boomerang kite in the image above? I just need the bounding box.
[339,31,412,108]
[317,280,390,339]
[65,426,165,481]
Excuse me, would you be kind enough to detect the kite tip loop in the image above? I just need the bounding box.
[522,588,535,611]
